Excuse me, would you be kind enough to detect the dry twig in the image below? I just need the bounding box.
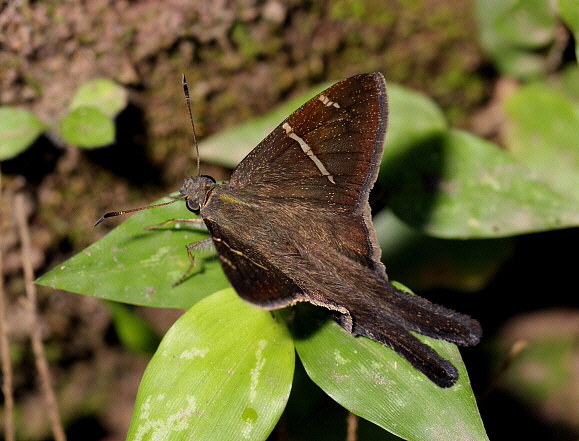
[0,166,15,441]
[15,193,67,441]
[346,411,358,441]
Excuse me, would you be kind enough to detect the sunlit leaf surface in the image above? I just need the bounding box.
[126,288,294,441]
[37,197,230,308]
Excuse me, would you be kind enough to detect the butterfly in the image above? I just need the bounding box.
[98,73,481,387]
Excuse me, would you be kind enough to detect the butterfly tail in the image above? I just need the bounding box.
[352,318,460,387]
[348,280,481,387]
[379,282,482,347]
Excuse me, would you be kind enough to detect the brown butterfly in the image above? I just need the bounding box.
[97,73,481,387]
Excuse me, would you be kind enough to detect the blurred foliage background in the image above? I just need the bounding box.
[1,0,578,440]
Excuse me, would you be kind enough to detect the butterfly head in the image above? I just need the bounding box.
[180,175,216,215]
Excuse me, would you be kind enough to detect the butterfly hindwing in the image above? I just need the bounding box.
[204,218,306,308]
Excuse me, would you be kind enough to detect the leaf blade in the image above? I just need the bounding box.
[69,78,128,117]
[126,288,295,441]
[36,197,230,308]
[503,83,579,201]
[382,129,579,237]
[0,106,46,160]
[293,299,487,441]
[60,106,115,148]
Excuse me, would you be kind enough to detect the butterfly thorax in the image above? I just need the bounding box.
[180,176,216,214]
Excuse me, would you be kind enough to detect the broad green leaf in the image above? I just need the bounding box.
[558,65,579,100]
[127,288,294,441]
[494,310,579,427]
[381,129,579,237]
[60,106,115,148]
[491,0,555,48]
[503,83,579,201]
[36,197,230,308]
[293,295,487,441]
[198,83,330,168]
[502,337,575,402]
[282,358,404,440]
[0,107,46,160]
[69,78,128,117]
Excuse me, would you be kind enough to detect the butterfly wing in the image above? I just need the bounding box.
[230,73,386,212]
[201,202,481,387]
[203,217,307,309]
[228,72,387,272]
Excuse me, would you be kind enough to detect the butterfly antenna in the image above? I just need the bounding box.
[96,76,197,228]
[182,74,200,177]
[94,198,180,227]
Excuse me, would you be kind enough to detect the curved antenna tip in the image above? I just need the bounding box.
[94,212,118,227]
[94,216,106,227]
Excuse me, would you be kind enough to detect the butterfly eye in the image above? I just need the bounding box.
[186,199,201,214]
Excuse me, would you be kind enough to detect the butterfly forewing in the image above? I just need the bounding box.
[228,73,387,214]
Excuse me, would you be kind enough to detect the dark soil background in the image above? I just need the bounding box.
[1,1,578,440]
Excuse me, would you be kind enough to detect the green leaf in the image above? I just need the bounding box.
[491,0,555,48]
[126,288,295,441]
[383,83,447,165]
[293,293,487,441]
[501,336,575,403]
[36,197,230,308]
[558,65,579,100]
[106,302,161,354]
[198,83,330,169]
[381,129,579,237]
[503,83,579,201]
[60,106,115,148]
[475,0,556,79]
[492,310,579,425]
[0,106,46,160]
[69,78,128,118]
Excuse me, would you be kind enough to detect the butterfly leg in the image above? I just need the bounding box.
[172,237,215,287]
[341,312,353,333]
[144,218,207,231]
[311,299,353,333]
